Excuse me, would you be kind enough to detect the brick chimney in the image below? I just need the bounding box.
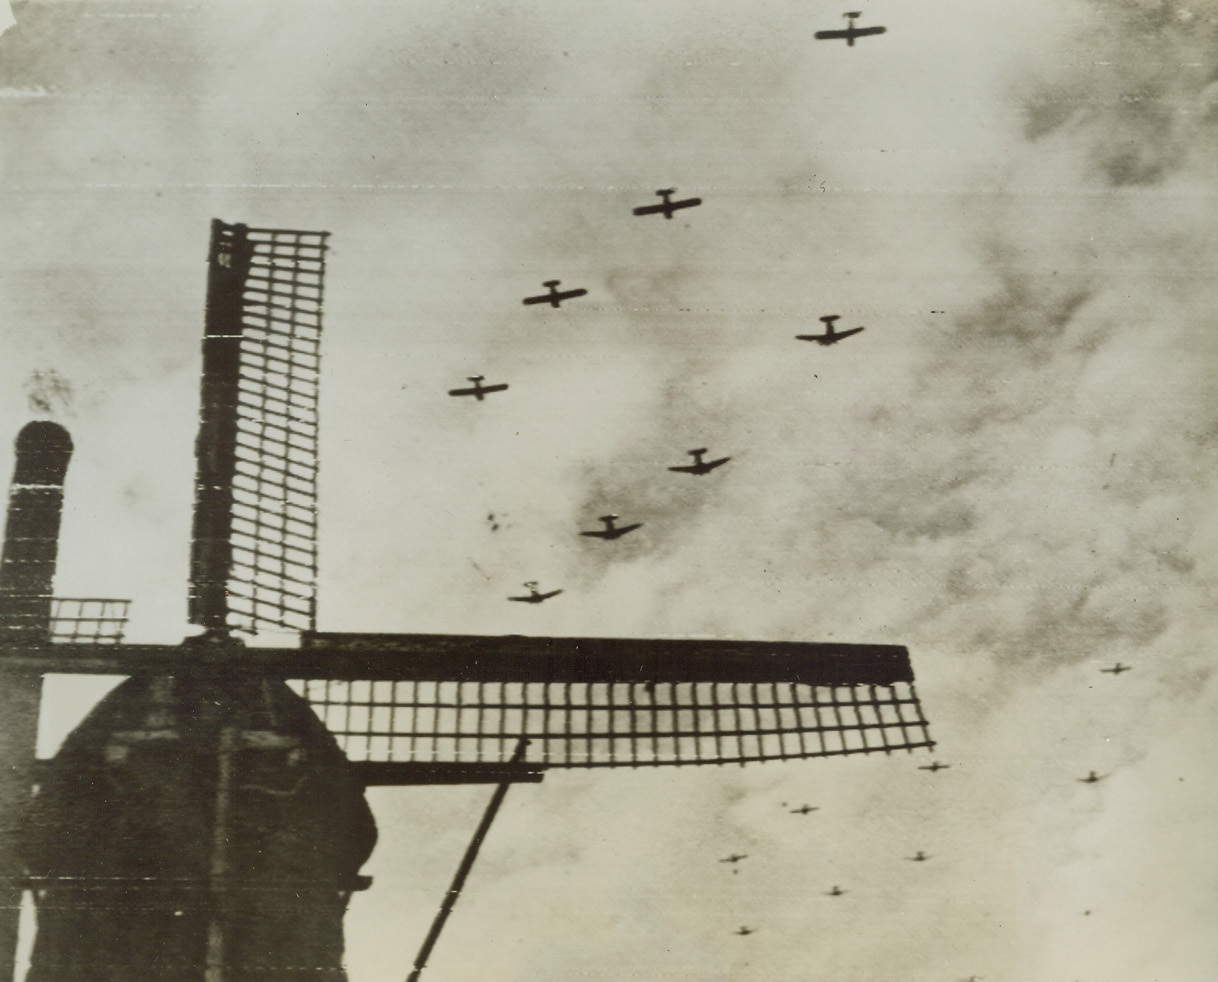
[0,421,73,642]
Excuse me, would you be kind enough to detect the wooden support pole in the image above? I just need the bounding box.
[405,739,531,982]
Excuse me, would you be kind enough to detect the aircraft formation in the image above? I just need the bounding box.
[447,167,869,599]
[441,15,1118,972]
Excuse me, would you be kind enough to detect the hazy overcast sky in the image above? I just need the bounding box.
[2,2,1216,980]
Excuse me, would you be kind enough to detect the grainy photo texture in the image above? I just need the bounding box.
[0,2,1215,981]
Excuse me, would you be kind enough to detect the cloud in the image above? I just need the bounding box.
[1019,0,1218,188]
[23,368,73,416]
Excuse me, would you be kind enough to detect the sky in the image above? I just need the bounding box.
[1,0,1217,980]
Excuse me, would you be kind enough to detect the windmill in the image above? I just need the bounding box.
[0,220,934,981]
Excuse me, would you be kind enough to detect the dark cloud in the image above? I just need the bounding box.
[23,368,72,416]
[1020,0,1218,187]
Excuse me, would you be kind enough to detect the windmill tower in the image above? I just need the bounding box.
[0,221,935,981]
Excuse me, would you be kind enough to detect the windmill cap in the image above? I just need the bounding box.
[13,421,73,486]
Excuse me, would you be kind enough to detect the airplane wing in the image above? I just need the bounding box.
[521,295,551,306]
[579,530,610,538]
[853,26,886,37]
[795,334,826,342]
[632,203,666,216]
[836,327,865,339]
[447,387,475,397]
[480,384,509,395]
[559,288,588,300]
[813,29,851,39]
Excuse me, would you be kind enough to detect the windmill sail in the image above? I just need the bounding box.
[295,633,934,769]
[5,633,934,779]
[190,220,328,635]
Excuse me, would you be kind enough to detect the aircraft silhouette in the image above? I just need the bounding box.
[814,12,887,46]
[508,581,563,604]
[522,279,588,308]
[918,760,950,772]
[1077,771,1106,784]
[447,375,509,401]
[632,187,702,219]
[734,926,756,936]
[580,514,643,540]
[825,885,846,897]
[907,851,931,862]
[719,853,748,864]
[789,804,819,815]
[668,448,731,476]
[1100,662,1131,675]
[797,315,865,346]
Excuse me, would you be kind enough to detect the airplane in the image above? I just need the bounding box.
[580,514,643,540]
[508,581,563,604]
[668,448,731,476]
[447,375,509,401]
[918,761,950,772]
[960,977,984,982]
[632,187,702,219]
[825,885,846,897]
[796,315,865,346]
[1100,662,1131,675]
[522,279,588,308]
[719,853,748,864]
[906,851,932,862]
[734,926,756,936]
[1077,771,1106,784]
[789,804,819,815]
[813,11,887,46]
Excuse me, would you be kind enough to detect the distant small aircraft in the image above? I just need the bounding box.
[522,279,588,308]
[1077,771,1106,784]
[918,761,950,772]
[508,581,563,604]
[1100,662,1131,675]
[789,804,819,815]
[580,514,643,540]
[796,315,865,346]
[959,976,984,982]
[447,375,509,401]
[814,12,887,46]
[734,926,756,936]
[632,187,702,219]
[907,851,932,862]
[825,885,846,897]
[719,853,748,864]
[668,448,731,476]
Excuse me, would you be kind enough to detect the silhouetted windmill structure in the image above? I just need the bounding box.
[0,220,934,981]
